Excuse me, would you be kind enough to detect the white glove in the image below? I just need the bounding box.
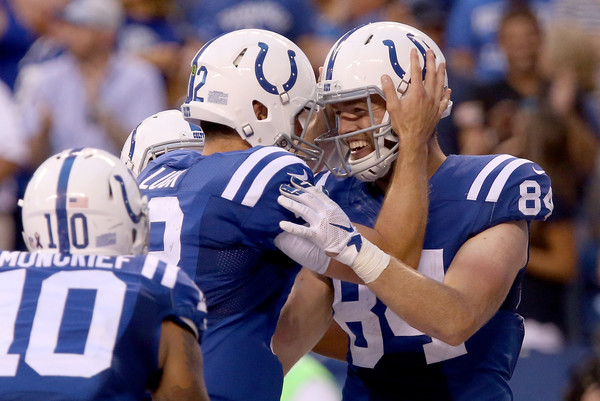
[278,177,361,266]
[278,177,390,283]
[274,231,331,274]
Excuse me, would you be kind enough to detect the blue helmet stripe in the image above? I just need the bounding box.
[127,125,140,161]
[324,25,362,87]
[55,148,82,254]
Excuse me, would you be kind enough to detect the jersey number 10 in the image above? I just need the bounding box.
[0,269,125,378]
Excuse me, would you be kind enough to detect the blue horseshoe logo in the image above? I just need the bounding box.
[114,175,143,223]
[407,33,430,80]
[255,42,298,94]
[383,34,430,82]
[382,39,407,80]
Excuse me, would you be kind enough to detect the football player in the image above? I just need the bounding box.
[0,148,209,401]
[274,21,553,401]
[137,29,318,401]
[121,109,205,177]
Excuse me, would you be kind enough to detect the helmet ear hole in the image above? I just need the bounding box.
[253,100,268,120]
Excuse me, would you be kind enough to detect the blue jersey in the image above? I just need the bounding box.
[318,154,553,401]
[0,251,206,401]
[138,146,313,401]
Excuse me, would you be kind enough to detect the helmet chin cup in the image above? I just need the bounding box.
[350,150,396,182]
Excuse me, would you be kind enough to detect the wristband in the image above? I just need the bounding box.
[351,237,390,283]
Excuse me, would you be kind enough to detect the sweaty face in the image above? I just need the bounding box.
[331,95,387,161]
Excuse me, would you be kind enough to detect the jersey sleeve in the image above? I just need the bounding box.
[136,255,207,339]
[242,150,314,249]
[485,158,553,225]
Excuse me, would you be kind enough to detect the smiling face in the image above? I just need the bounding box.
[331,95,387,161]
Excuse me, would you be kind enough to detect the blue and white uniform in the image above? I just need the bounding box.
[318,154,553,401]
[0,251,206,401]
[138,146,314,401]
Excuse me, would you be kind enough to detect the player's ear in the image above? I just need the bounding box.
[253,100,268,120]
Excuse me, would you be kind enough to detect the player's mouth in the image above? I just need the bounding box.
[349,139,373,160]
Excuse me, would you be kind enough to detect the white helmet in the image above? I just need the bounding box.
[121,109,205,177]
[21,148,149,255]
[181,29,321,165]
[316,21,452,182]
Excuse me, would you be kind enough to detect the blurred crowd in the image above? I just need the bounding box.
[2,0,600,397]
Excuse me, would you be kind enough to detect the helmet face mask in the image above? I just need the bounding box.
[315,85,398,181]
[272,100,324,168]
[315,21,452,182]
[21,148,149,256]
[121,110,205,177]
[181,29,321,165]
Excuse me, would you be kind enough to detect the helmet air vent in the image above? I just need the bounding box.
[233,48,247,67]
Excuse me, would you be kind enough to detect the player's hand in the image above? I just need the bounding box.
[278,176,391,283]
[274,230,331,274]
[277,176,362,266]
[381,48,452,146]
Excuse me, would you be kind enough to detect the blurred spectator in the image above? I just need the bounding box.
[453,6,544,156]
[540,26,600,175]
[118,0,188,107]
[14,0,166,167]
[551,0,600,125]
[517,106,579,352]
[548,0,600,347]
[185,0,331,73]
[314,0,417,40]
[0,0,68,89]
[454,7,598,168]
[453,6,599,349]
[0,80,29,250]
[445,0,554,83]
